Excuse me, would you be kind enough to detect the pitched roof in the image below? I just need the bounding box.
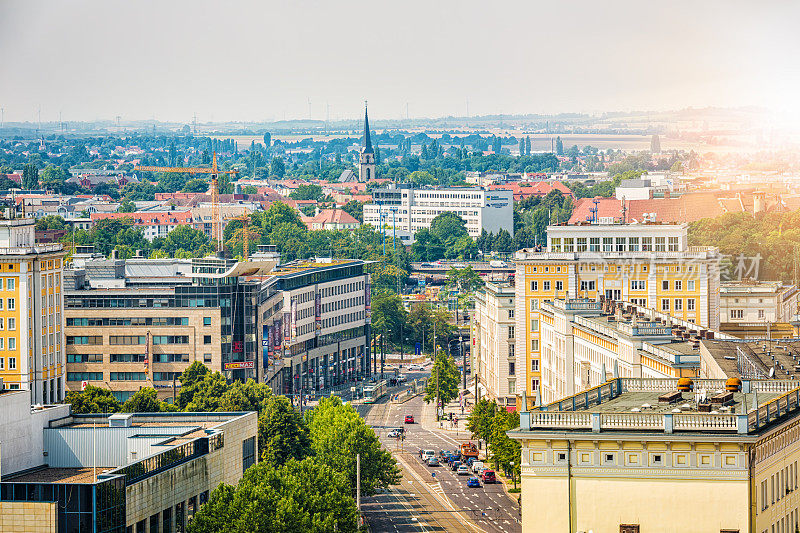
[310,209,359,225]
[362,105,373,154]
[568,197,623,223]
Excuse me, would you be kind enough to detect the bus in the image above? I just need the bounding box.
[363,380,388,403]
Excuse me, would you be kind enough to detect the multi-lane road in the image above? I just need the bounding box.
[357,371,521,533]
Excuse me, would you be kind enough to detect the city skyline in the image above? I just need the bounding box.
[2,0,799,124]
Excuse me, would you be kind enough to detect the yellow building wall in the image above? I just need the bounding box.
[0,501,57,532]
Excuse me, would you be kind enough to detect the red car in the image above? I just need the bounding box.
[404,415,414,424]
[481,470,496,484]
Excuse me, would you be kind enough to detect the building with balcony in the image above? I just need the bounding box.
[473,281,517,408]
[514,223,721,402]
[510,377,800,533]
[0,387,256,533]
[0,218,66,405]
[363,183,513,239]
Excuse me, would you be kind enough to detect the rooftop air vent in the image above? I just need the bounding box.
[109,413,134,428]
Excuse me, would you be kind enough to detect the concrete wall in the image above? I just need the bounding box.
[0,501,57,532]
[0,390,69,477]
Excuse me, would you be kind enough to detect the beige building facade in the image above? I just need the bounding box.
[510,377,800,533]
[473,281,517,407]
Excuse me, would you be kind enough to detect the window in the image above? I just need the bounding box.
[6,279,13,291]
[111,353,146,363]
[531,378,540,391]
[152,335,189,345]
[203,317,212,326]
[531,359,539,372]
[675,280,682,291]
[555,281,563,292]
[551,237,562,252]
[508,379,516,394]
[731,309,744,320]
[629,237,640,251]
[557,452,566,462]
[508,344,515,357]
[687,280,695,291]
[589,237,600,251]
[604,453,615,465]
[563,238,574,252]
[110,372,146,381]
[8,357,15,370]
[662,280,669,291]
[508,326,515,339]
[153,372,181,382]
[0,358,3,369]
[630,280,646,291]
[7,317,14,330]
[204,335,212,344]
[580,280,596,291]
[531,339,539,351]
[661,299,670,311]
[758,309,765,319]
[204,353,212,363]
[576,237,587,252]
[508,309,514,319]
[109,336,145,345]
[530,319,539,332]
[68,353,102,363]
[508,362,515,376]
[9,337,17,351]
[543,281,551,291]
[651,454,663,465]
[655,237,666,251]
[642,237,652,251]
[530,281,538,292]
[7,298,14,311]
[620,526,640,533]
[67,372,102,381]
[668,236,679,251]
[603,237,613,252]
[616,237,626,251]
[674,299,683,311]
[687,298,696,311]
[243,436,256,471]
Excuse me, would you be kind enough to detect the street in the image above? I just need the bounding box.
[358,370,522,533]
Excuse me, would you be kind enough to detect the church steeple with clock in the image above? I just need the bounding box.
[359,102,375,182]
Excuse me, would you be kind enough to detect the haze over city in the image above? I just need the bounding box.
[2,0,800,123]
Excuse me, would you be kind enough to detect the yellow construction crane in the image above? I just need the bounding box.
[135,152,238,250]
[230,214,253,261]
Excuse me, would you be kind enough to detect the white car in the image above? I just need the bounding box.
[407,364,424,371]
[472,461,485,474]
[457,464,470,475]
[387,429,403,438]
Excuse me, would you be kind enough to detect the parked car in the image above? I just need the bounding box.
[450,460,462,471]
[405,415,414,424]
[457,464,470,476]
[481,470,496,484]
[427,457,440,467]
[471,461,484,474]
[467,476,482,488]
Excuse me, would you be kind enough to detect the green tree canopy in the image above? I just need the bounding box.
[289,184,323,201]
[467,398,499,443]
[121,387,176,412]
[64,385,121,414]
[424,351,461,407]
[306,396,400,496]
[258,394,311,467]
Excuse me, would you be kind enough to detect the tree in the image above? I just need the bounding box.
[263,132,272,148]
[35,215,66,231]
[182,178,209,192]
[22,163,39,189]
[518,138,525,156]
[525,135,531,155]
[121,387,171,413]
[430,212,469,246]
[555,136,564,155]
[467,398,498,443]
[446,266,484,293]
[187,458,359,533]
[371,291,407,343]
[117,200,136,213]
[424,351,460,407]
[158,225,211,257]
[488,410,521,481]
[341,200,364,222]
[306,396,400,496]
[289,184,323,201]
[64,385,121,414]
[258,394,311,467]
[176,361,211,409]
[40,165,66,191]
[270,156,286,177]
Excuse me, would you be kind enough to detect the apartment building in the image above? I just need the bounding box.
[514,223,721,402]
[0,218,66,405]
[0,388,256,533]
[536,298,730,404]
[264,259,371,398]
[719,280,799,338]
[510,377,800,533]
[64,255,277,401]
[363,183,513,239]
[473,281,517,408]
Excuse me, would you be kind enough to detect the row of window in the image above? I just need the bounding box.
[0,279,15,291]
[67,353,191,363]
[67,335,191,345]
[67,372,153,381]
[0,337,17,351]
[660,298,696,312]
[67,317,191,327]
[551,235,681,253]
[760,461,798,511]
[0,357,16,370]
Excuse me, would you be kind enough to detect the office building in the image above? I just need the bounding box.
[64,254,371,402]
[510,376,800,533]
[63,255,277,402]
[0,386,256,532]
[472,281,517,408]
[0,217,66,405]
[514,223,721,402]
[363,184,513,239]
[263,259,371,398]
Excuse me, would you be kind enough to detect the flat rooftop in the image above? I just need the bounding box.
[703,339,800,380]
[6,468,112,484]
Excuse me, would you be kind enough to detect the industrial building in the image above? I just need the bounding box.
[0,387,257,532]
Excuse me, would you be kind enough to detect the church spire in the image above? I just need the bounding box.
[362,102,374,154]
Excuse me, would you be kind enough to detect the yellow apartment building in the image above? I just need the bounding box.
[514,223,721,402]
[0,218,66,405]
[510,376,800,533]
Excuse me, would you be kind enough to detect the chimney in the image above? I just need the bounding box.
[664,189,671,200]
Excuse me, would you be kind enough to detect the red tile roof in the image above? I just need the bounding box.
[569,197,623,223]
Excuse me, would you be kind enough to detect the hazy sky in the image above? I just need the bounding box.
[2,0,799,123]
